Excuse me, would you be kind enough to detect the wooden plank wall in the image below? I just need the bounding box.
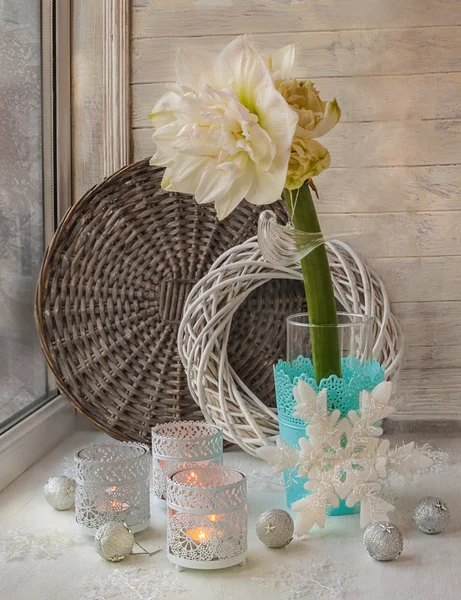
[130,0,461,420]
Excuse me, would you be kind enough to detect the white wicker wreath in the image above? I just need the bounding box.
[178,237,404,457]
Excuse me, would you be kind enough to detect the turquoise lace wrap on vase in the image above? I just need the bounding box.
[275,356,385,514]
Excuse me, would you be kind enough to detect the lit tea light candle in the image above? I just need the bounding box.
[151,422,223,504]
[185,527,216,543]
[167,466,247,570]
[93,487,130,513]
[105,486,130,513]
[74,442,150,535]
[108,499,130,513]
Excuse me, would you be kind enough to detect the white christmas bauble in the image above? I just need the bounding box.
[44,476,76,510]
[94,522,135,562]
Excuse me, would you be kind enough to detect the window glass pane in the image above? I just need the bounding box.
[0,0,47,424]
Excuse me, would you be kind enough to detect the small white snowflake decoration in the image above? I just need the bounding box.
[257,381,434,535]
[78,567,187,600]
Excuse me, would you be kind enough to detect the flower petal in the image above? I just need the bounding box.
[149,148,174,168]
[149,89,183,127]
[310,98,341,139]
[269,43,296,87]
[273,44,295,78]
[214,175,253,220]
[165,156,211,195]
[219,35,273,115]
[285,138,331,190]
[245,168,284,206]
[176,48,230,91]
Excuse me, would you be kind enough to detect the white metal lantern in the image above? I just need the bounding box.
[74,443,151,535]
[167,466,247,570]
[151,421,223,504]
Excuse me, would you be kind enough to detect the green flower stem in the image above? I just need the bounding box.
[283,184,341,382]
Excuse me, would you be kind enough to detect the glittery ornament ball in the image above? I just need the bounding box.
[256,509,294,548]
[413,496,450,534]
[94,522,135,562]
[44,476,76,510]
[363,521,403,561]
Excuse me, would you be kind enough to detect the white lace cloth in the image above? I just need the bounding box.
[0,430,459,600]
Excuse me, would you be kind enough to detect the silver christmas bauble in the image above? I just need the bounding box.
[94,522,135,562]
[413,497,450,534]
[256,509,294,548]
[363,521,403,561]
[44,476,76,510]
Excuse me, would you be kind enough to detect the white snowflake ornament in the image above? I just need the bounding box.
[257,380,434,535]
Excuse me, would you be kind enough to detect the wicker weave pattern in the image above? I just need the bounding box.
[178,238,404,456]
[35,159,303,443]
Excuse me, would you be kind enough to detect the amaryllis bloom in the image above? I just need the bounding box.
[264,43,341,189]
[149,36,298,220]
[279,79,341,189]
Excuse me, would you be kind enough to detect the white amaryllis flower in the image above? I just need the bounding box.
[149,36,298,220]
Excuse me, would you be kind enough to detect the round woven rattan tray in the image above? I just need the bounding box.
[35,159,305,443]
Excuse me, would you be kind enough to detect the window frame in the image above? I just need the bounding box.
[0,0,75,486]
[0,0,132,486]
[0,0,72,436]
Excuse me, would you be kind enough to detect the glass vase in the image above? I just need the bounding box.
[275,312,385,515]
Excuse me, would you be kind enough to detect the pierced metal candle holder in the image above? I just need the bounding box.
[167,466,247,570]
[151,421,223,504]
[74,443,151,535]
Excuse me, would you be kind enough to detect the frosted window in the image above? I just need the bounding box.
[0,0,48,425]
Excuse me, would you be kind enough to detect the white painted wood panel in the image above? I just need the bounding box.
[128,3,461,421]
[314,166,461,213]
[133,131,461,258]
[132,0,461,36]
[132,72,461,128]
[72,0,105,201]
[132,27,461,83]
[395,368,461,419]
[368,257,461,303]
[320,212,461,259]
[394,302,461,347]
[403,346,461,371]
[102,0,130,177]
[394,393,461,420]
[72,0,130,200]
[133,120,461,168]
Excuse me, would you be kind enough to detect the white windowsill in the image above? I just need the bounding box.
[0,396,76,492]
[0,428,460,599]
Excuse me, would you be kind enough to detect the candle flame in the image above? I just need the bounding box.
[186,527,212,542]
[185,524,224,543]
[208,514,223,523]
[96,487,130,513]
